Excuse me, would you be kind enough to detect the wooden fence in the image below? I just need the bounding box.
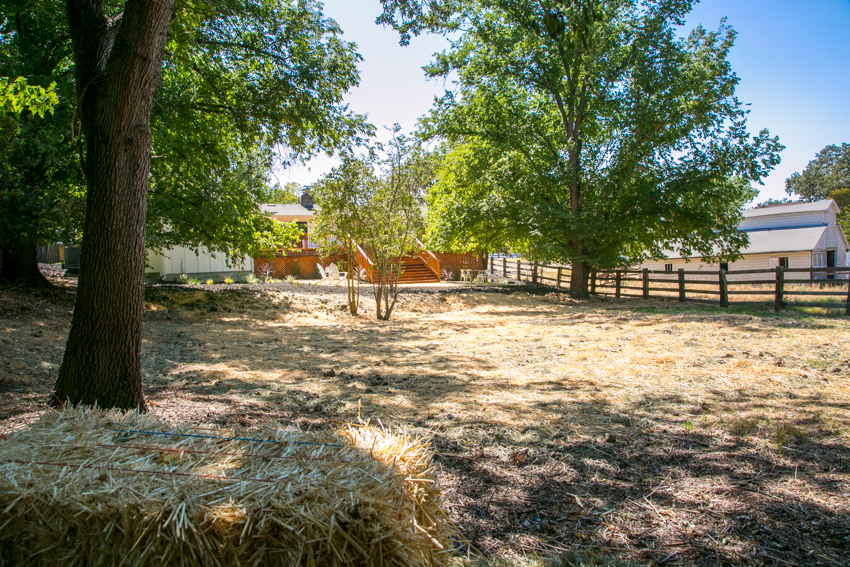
[254,254,345,279]
[487,257,850,314]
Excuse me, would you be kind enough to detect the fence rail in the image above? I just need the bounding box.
[486,257,850,314]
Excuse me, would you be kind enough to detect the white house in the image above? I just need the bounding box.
[640,199,850,280]
[145,192,317,282]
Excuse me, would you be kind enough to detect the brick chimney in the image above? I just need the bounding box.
[300,185,314,211]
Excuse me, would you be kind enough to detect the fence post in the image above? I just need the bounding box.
[615,270,622,298]
[532,264,538,284]
[503,257,507,278]
[517,260,521,281]
[678,269,685,302]
[642,268,649,299]
[719,268,728,308]
[774,266,785,312]
[845,274,850,316]
[590,268,597,294]
[556,267,562,289]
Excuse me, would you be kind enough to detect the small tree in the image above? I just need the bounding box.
[311,156,374,315]
[313,128,432,320]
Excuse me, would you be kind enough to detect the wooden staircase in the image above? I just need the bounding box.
[394,255,440,284]
[355,246,441,284]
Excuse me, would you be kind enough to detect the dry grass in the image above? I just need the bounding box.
[2,280,850,566]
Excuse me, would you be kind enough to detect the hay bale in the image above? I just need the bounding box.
[0,407,450,566]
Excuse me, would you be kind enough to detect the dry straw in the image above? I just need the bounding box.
[0,407,450,566]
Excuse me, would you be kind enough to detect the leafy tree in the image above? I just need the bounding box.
[380,0,782,298]
[313,128,433,320]
[786,143,850,234]
[264,182,302,205]
[424,141,511,268]
[0,0,83,285]
[311,156,373,315]
[49,0,176,410]
[51,0,366,410]
[146,0,369,259]
[786,143,850,200]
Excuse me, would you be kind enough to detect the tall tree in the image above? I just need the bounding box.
[380,0,782,298]
[786,143,850,234]
[50,0,175,410]
[51,0,369,410]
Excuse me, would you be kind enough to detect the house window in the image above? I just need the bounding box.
[665,263,673,273]
[720,262,729,271]
[812,252,826,268]
[778,257,789,269]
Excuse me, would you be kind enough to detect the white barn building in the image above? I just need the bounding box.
[640,199,849,280]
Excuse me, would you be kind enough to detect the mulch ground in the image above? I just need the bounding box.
[1,273,849,567]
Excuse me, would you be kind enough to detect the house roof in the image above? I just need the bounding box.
[740,225,827,254]
[260,204,313,217]
[663,225,828,259]
[743,199,837,218]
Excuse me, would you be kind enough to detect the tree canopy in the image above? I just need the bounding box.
[785,143,850,234]
[0,0,368,284]
[381,0,782,297]
[146,0,371,258]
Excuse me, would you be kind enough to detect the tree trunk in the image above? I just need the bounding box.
[0,240,50,286]
[570,259,591,299]
[50,0,174,411]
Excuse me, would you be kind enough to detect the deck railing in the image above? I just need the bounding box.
[353,240,374,282]
[415,239,441,279]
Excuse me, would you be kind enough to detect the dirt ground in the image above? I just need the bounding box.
[2,274,849,567]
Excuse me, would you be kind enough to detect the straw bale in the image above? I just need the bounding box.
[0,407,450,566]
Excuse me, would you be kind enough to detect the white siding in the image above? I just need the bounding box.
[642,252,815,281]
[823,211,838,249]
[146,246,252,279]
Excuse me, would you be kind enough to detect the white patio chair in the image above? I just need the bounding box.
[316,263,330,284]
[327,263,348,285]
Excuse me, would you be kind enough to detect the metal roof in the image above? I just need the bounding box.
[663,226,828,259]
[260,204,313,217]
[743,199,837,219]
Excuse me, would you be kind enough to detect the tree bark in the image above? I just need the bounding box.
[50,0,174,411]
[0,240,50,286]
[570,259,591,299]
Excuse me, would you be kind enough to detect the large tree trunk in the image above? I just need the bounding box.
[0,240,50,286]
[50,0,174,411]
[569,259,591,299]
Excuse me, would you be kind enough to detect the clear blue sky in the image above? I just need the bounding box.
[277,0,850,204]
